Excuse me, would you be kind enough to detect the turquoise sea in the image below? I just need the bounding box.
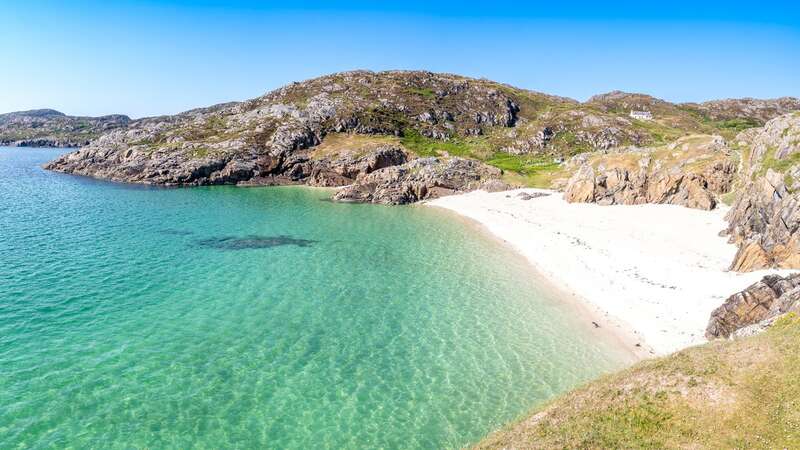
[0,147,630,449]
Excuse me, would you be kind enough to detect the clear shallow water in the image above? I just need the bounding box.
[0,147,629,449]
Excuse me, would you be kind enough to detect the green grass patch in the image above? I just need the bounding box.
[399,129,565,187]
[758,145,800,178]
[720,190,738,206]
[407,87,436,98]
[486,152,565,188]
[715,117,763,132]
[485,153,559,173]
[185,146,213,158]
[400,129,479,157]
[632,119,686,146]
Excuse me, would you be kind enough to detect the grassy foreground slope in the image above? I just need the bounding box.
[475,315,800,449]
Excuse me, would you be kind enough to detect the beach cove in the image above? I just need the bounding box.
[429,189,791,356]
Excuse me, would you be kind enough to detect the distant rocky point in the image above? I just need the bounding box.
[0,109,130,147]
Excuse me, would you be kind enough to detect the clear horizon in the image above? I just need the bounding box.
[2,0,799,119]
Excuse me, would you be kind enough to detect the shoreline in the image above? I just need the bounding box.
[428,205,652,362]
[427,188,791,357]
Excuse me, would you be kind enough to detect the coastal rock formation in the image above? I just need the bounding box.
[333,157,506,204]
[0,109,130,147]
[40,71,799,203]
[706,273,800,339]
[724,113,800,270]
[306,146,408,187]
[562,135,736,210]
[45,71,518,198]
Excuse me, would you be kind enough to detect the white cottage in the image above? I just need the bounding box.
[629,110,653,120]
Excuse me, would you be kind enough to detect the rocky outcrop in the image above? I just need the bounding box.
[306,146,408,187]
[706,274,800,339]
[562,135,736,210]
[333,157,507,204]
[0,109,130,147]
[724,113,800,270]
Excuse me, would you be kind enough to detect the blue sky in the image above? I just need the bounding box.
[1,0,799,118]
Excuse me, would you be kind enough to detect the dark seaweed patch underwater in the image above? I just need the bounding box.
[195,235,316,250]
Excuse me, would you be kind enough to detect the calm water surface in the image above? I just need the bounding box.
[0,147,629,449]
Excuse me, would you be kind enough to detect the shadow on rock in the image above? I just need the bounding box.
[196,235,316,250]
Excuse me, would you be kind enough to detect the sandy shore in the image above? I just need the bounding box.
[428,188,790,357]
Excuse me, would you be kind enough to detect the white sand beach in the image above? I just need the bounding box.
[428,188,791,357]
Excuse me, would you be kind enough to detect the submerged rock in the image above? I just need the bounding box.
[196,235,316,250]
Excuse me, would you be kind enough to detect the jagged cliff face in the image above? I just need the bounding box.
[0,109,130,147]
[724,113,800,271]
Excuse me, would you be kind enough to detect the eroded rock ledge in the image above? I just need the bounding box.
[45,141,507,204]
[706,273,800,339]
